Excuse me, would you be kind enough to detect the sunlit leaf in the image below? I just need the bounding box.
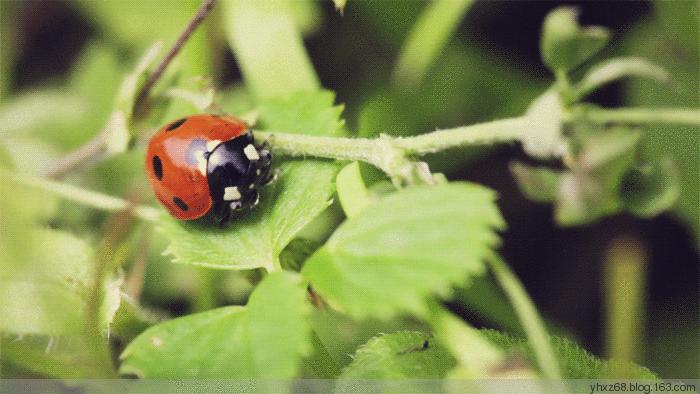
[160,90,344,271]
[258,90,345,136]
[483,330,657,379]
[160,161,337,271]
[303,183,505,319]
[223,0,319,100]
[338,331,455,379]
[0,229,119,336]
[120,271,310,378]
[336,162,371,217]
[429,304,505,378]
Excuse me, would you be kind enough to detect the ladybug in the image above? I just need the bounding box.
[145,114,272,224]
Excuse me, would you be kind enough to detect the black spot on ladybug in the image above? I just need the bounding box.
[152,156,163,180]
[165,118,187,131]
[173,197,189,211]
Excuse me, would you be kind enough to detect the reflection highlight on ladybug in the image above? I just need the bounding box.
[145,114,272,224]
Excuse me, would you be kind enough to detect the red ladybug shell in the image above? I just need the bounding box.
[145,114,248,220]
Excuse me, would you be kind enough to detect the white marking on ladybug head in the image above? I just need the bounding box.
[206,140,222,152]
[224,186,242,201]
[248,183,255,190]
[243,144,260,161]
[256,169,261,175]
[197,158,208,175]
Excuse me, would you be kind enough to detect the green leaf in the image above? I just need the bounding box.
[279,238,322,272]
[160,89,344,271]
[522,89,564,159]
[621,12,699,237]
[223,0,319,100]
[510,162,562,203]
[392,0,474,87]
[482,329,657,379]
[106,42,162,155]
[336,162,371,217]
[0,228,119,336]
[554,128,640,226]
[302,182,505,320]
[120,271,310,378]
[305,308,427,374]
[572,57,669,102]
[428,303,505,378]
[620,159,680,218]
[258,90,345,136]
[338,331,456,379]
[540,7,610,73]
[160,161,338,271]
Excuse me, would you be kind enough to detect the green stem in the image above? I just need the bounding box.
[604,235,647,378]
[1,170,160,222]
[487,255,562,379]
[583,107,700,127]
[392,117,525,155]
[256,116,526,183]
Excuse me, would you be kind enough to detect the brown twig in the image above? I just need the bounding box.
[134,0,217,107]
[44,0,217,179]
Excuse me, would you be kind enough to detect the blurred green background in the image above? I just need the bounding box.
[0,0,697,378]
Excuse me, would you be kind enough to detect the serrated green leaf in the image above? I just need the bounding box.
[572,57,669,102]
[336,162,371,217]
[338,331,456,379]
[120,271,310,378]
[540,7,610,73]
[302,183,505,320]
[522,89,564,159]
[258,90,346,136]
[160,161,338,271]
[160,89,344,271]
[429,304,505,378]
[620,159,680,218]
[482,329,657,379]
[510,162,562,203]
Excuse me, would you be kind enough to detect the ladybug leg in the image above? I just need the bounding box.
[214,203,231,226]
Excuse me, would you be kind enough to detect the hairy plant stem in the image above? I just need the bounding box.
[581,107,700,127]
[487,254,562,379]
[10,105,699,216]
[257,117,525,185]
[1,170,160,222]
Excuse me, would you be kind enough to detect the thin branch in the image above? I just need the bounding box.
[487,254,562,379]
[582,107,700,127]
[2,170,160,222]
[135,0,217,107]
[255,116,526,181]
[44,0,218,180]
